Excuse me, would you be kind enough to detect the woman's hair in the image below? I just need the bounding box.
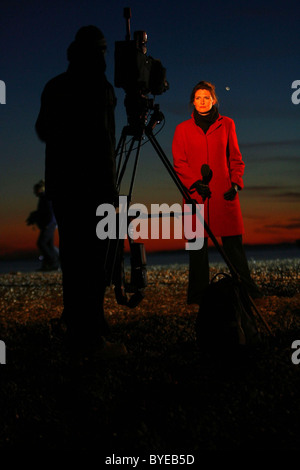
[190,81,218,105]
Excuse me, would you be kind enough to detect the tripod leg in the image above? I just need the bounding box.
[105,128,143,289]
[115,128,127,184]
[128,137,142,202]
[117,136,135,190]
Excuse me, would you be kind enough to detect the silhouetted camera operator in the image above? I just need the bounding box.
[36,26,126,358]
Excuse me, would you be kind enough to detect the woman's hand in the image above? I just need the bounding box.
[190,180,211,199]
[224,184,238,201]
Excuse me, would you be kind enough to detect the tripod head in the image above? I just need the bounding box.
[124,93,166,137]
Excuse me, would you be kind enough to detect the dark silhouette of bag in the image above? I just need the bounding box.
[195,273,260,354]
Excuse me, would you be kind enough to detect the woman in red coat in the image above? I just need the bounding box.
[172,80,260,304]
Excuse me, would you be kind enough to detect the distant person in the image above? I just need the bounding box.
[35,26,126,357]
[172,80,261,304]
[26,180,59,271]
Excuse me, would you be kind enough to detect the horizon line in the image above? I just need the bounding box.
[1,241,299,261]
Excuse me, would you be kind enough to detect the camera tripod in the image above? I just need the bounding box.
[109,100,272,334]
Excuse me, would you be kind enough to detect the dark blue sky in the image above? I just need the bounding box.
[1,0,300,254]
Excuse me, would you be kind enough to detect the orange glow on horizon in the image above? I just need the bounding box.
[1,224,299,259]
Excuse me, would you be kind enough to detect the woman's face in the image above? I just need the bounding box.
[193,89,215,114]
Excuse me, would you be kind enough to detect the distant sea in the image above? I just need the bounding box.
[0,244,299,274]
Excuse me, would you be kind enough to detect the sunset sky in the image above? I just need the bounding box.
[1,0,299,257]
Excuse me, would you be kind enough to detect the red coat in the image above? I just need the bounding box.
[172,114,245,237]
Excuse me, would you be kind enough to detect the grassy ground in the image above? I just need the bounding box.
[0,259,300,452]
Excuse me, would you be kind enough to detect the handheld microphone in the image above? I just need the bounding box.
[201,164,213,201]
[201,164,213,185]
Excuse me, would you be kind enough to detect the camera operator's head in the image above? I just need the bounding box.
[67,25,107,73]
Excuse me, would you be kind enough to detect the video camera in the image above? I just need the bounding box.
[114,8,169,102]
